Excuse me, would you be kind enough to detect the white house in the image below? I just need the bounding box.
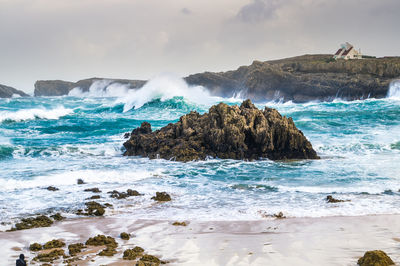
[333,42,362,60]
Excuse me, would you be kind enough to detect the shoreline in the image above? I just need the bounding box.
[1,214,399,265]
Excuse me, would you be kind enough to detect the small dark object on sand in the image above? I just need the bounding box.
[151,192,171,202]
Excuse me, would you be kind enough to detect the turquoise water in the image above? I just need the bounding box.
[1,83,400,226]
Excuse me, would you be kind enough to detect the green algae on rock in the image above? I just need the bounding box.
[123,246,145,260]
[43,239,65,249]
[85,235,118,249]
[50,213,65,221]
[68,243,86,256]
[120,232,130,240]
[76,201,106,216]
[29,242,42,251]
[98,246,117,256]
[358,250,394,266]
[11,215,53,231]
[326,195,349,203]
[172,221,187,226]
[151,192,171,202]
[123,100,319,162]
[32,249,65,263]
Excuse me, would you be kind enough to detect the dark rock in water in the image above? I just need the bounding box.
[273,212,286,219]
[326,195,349,203]
[68,243,86,256]
[127,189,142,196]
[120,232,130,240]
[86,195,101,200]
[46,186,59,191]
[29,243,42,251]
[77,201,106,216]
[151,192,171,202]
[77,179,85,185]
[43,239,65,249]
[11,215,53,231]
[124,132,130,139]
[357,250,394,266]
[108,189,142,199]
[84,187,101,193]
[123,100,319,161]
[50,213,65,221]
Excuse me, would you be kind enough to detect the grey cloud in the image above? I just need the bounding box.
[235,0,283,23]
[181,8,192,15]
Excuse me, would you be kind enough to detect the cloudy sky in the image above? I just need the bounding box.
[1,0,399,93]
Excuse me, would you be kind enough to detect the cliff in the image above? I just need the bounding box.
[123,99,319,161]
[185,55,400,102]
[34,78,146,96]
[33,55,400,101]
[0,84,29,98]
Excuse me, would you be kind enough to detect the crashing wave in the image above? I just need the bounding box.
[387,80,400,98]
[0,106,72,122]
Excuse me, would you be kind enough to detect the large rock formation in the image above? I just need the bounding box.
[123,100,319,161]
[185,55,400,102]
[34,55,400,101]
[34,78,146,96]
[0,83,29,98]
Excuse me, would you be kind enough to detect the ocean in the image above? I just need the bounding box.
[1,76,400,229]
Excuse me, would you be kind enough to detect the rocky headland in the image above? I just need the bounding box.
[34,78,146,96]
[0,83,29,98]
[123,99,319,161]
[33,55,400,102]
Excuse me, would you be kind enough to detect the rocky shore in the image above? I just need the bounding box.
[123,99,319,161]
[31,55,400,102]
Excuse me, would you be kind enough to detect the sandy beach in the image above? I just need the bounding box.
[1,214,399,265]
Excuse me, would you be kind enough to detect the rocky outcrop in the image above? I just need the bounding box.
[34,78,146,96]
[358,250,394,266]
[185,55,400,102]
[0,83,29,98]
[123,99,319,161]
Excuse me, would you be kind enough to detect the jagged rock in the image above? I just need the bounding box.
[98,246,117,256]
[151,192,171,202]
[84,187,101,193]
[29,243,42,251]
[68,243,86,256]
[108,189,142,199]
[11,215,53,231]
[120,232,130,240]
[124,100,319,161]
[358,250,394,266]
[43,239,65,249]
[46,186,59,191]
[326,195,349,203]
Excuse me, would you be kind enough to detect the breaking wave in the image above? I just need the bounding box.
[387,80,400,99]
[69,74,229,112]
[0,106,73,122]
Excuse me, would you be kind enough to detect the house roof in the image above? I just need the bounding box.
[341,47,353,56]
[334,48,343,56]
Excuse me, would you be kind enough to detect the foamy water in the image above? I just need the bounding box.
[0,77,400,225]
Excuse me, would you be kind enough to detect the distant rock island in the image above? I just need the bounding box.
[0,83,29,98]
[32,54,400,102]
[123,99,319,161]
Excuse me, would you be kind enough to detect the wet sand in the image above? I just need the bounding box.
[1,214,399,265]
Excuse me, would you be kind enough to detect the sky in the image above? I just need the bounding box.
[1,0,399,93]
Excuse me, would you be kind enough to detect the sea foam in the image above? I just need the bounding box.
[0,106,73,122]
